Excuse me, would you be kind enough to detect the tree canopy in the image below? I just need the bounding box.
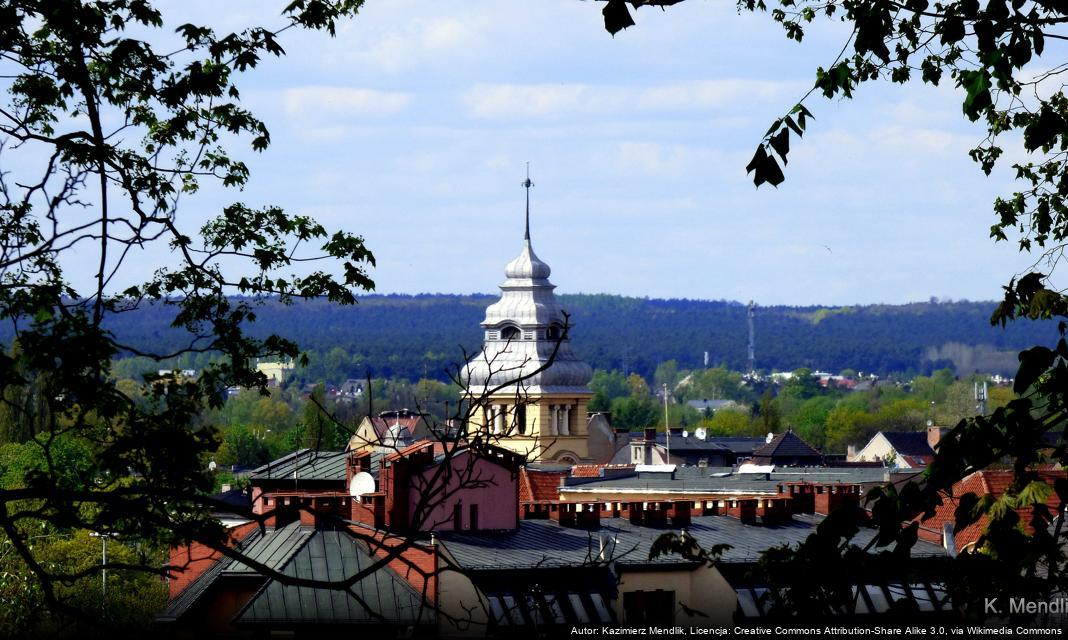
[0,0,372,629]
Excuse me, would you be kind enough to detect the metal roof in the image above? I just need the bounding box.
[250,449,348,482]
[223,521,311,575]
[436,514,946,570]
[234,528,431,626]
[159,523,307,622]
[560,467,889,497]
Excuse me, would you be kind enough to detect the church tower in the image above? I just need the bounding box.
[461,174,596,464]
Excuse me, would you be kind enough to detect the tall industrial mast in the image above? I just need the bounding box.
[747,301,756,375]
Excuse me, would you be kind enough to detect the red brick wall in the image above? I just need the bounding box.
[168,521,259,599]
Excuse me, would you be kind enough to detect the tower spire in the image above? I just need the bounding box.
[522,162,534,241]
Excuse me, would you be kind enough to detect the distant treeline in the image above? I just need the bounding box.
[56,294,1057,383]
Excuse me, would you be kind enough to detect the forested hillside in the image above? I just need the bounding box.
[82,294,1055,382]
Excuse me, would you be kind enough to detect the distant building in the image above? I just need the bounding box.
[255,360,293,386]
[611,427,734,467]
[346,409,430,453]
[686,398,743,414]
[460,194,620,464]
[849,428,943,469]
[749,430,823,467]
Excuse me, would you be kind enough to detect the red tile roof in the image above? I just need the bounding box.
[915,469,1068,552]
[368,414,424,440]
[519,467,565,503]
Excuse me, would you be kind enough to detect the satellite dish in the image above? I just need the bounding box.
[349,472,375,498]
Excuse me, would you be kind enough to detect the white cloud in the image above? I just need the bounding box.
[345,16,484,73]
[283,86,412,118]
[464,79,799,119]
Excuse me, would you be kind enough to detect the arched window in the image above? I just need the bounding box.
[546,324,562,340]
[500,325,520,340]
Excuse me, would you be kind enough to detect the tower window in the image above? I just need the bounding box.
[500,325,520,340]
[546,325,561,340]
[516,403,527,434]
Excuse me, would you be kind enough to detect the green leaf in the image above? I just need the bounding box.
[769,128,790,162]
[602,0,635,36]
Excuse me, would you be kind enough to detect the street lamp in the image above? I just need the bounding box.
[88,532,118,602]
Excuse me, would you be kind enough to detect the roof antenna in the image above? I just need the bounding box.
[522,162,534,241]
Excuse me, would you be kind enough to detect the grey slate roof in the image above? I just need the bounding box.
[880,432,935,456]
[235,528,431,626]
[437,514,945,569]
[706,436,768,455]
[643,433,733,454]
[250,449,347,482]
[752,431,822,460]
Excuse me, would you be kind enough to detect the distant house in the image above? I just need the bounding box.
[610,428,735,467]
[334,378,364,401]
[686,399,743,414]
[347,409,430,453]
[850,428,942,469]
[749,430,823,467]
[255,360,293,386]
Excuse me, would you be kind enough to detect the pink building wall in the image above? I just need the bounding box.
[406,451,518,532]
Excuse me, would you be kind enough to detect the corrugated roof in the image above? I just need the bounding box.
[881,432,935,457]
[234,528,431,626]
[250,449,347,482]
[437,514,945,570]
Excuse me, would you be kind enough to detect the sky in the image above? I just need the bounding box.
[54,1,1066,305]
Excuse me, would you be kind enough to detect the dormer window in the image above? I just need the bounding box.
[500,325,520,340]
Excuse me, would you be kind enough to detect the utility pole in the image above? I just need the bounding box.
[663,383,670,463]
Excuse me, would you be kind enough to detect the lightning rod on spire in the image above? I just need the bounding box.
[522,162,534,241]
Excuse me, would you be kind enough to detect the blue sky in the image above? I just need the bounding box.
[135,1,1054,305]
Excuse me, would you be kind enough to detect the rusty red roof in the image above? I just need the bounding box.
[519,467,565,503]
[915,469,1067,552]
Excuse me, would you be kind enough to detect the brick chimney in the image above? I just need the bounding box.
[927,425,947,450]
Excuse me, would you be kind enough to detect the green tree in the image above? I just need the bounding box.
[705,409,754,436]
[653,359,680,392]
[758,389,782,434]
[0,0,372,626]
[589,369,630,411]
[610,394,660,430]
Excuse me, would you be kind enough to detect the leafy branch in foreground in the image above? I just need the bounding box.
[586,0,1068,619]
[0,0,373,631]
